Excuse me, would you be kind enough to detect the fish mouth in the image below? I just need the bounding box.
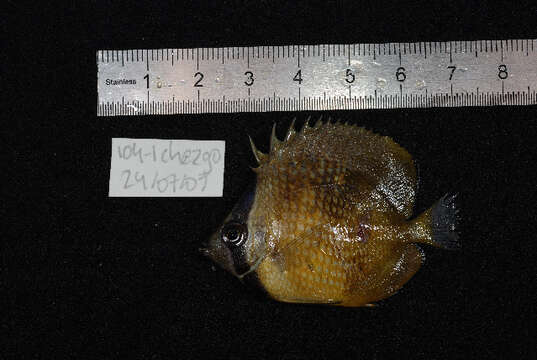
[198,244,211,257]
[198,242,210,257]
[201,230,237,276]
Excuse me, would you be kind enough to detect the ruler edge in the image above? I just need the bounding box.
[96,38,537,53]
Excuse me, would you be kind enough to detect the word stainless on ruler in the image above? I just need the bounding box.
[97,39,536,116]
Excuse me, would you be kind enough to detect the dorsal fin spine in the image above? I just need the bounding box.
[249,135,267,164]
[285,118,297,141]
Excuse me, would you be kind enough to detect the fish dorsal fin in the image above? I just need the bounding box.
[250,119,417,217]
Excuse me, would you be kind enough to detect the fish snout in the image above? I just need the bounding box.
[198,243,210,257]
[202,230,236,276]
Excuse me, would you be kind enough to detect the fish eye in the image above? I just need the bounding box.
[221,222,247,247]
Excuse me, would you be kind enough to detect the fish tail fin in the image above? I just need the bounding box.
[409,194,460,250]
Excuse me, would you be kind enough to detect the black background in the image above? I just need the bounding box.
[5,1,537,359]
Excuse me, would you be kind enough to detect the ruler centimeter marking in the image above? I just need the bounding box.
[97,39,537,116]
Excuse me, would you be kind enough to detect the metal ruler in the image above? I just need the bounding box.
[97,39,536,116]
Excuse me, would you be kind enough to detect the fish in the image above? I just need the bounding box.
[201,119,459,307]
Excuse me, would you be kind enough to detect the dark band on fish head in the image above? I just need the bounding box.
[229,177,257,223]
[220,178,257,277]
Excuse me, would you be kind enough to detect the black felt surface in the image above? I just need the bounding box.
[5,1,537,359]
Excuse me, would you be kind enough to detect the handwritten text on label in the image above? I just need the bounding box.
[109,138,225,197]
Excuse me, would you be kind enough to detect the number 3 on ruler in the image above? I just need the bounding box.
[244,71,254,86]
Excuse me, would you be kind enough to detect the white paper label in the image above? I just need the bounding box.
[109,138,225,197]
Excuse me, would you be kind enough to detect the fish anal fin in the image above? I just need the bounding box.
[341,244,423,307]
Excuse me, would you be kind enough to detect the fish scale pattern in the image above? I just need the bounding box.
[252,145,392,304]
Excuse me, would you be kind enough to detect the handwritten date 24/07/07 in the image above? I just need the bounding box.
[121,169,211,193]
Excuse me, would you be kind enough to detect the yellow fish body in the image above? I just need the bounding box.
[203,119,459,306]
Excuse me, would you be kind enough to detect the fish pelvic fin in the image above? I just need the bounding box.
[408,194,460,250]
